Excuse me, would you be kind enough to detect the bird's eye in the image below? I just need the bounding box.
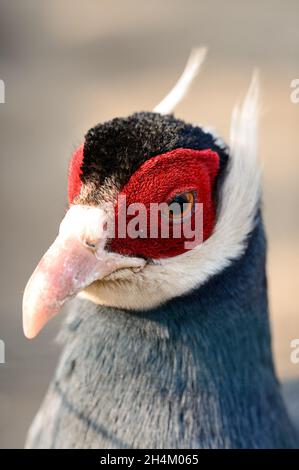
[167,191,196,222]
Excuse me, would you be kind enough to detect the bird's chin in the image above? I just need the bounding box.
[77,261,152,310]
[101,261,147,281]
[78,263,143,294]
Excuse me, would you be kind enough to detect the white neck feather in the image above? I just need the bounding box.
[154,48,207,114]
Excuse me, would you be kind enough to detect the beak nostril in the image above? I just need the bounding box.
[103,222,108,232]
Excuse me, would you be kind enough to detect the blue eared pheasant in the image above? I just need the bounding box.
[23,49,299,449]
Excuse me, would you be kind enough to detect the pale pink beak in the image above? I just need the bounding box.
[22,206,144,339]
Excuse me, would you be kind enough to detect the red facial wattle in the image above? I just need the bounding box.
[68,146,220,259]
[110,148,220,259]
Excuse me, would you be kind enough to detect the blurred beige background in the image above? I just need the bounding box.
[0,0,298,448]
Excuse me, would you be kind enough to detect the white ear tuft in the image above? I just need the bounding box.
[225,71,261,243]
[230,70,259,168]
[153,47,207,115]
[204,71,261,274]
